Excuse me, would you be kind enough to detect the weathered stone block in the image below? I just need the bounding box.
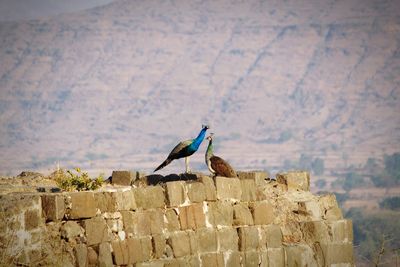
[262,225,283,248]
[179,203,206,230]
[298,200,322,219]
[276,171,310,191]
[199,175,217,201]
[87,246,98,266]
[112,240,129,265]
[207,201,233,227]
[301,221,330,243]
[127,236,153,263]
[266,247,285,267]
[196,228,218,253]
[168,231,192,257]
[121,209,164,236]
[60,221,84,240]
[153,234,167,258]
[164,209,181,231]
[224,251,241,267]
[243,250,260,267]
[166,181,187,207]
[136,261,164,267]
[83,216,111,246]
[187,182,207,202]
[237,171,268,183]
[233,203,254,226]
[24,209,41,230]
[240,179,257,202]
[238,226,260,251]
[41,194,65,221]
[218,228,239,251]
[112,170,134,185]
[328,219,353,243]
[216,177,242,201]
[98,242,113,267]
[67,192,97,219]
[320,242,354,265]
[133,186,165,209]
[96,190,136,212]
[74,244,88,267]
[285,244,318,267]
[250,201,274,225]
[319,194,343,221]
[200,252,224,267]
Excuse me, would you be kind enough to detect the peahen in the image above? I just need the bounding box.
[205,133,237,177]
[154,125,210,173]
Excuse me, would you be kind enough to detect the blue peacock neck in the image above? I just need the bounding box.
[191,127,208,150]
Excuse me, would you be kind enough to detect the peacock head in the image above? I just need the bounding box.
[202,124,210,130]
[206,133,214,141]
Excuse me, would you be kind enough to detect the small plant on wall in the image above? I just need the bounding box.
[54,167,103,191]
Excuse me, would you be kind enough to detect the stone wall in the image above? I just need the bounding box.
[0,171,354,266]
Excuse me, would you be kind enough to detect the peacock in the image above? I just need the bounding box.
[205,133,237,177]
[154,125,210,173]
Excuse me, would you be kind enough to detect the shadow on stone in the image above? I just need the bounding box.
[145,173,199,185]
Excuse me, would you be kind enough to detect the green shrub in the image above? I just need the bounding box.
[55,168,103,191]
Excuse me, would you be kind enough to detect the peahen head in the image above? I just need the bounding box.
[206,133,214,141]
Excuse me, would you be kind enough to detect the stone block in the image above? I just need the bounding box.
[24,209,42,230]
[112,240,129,265]
[207,201,233,227]
[237,171,268,183]
[112,170,134,185]
[216,177,242,202]
[196,228,218,253]
[250,201,274,225]
[87,246,98,266]
[126,236,153,263]
[41,194,65,221]
[60,221,84,240]
[285,244,318,267]
[200,252,224,267]
[187,182,206,202]
[166,181,187,207]
[168,231,192,257]
[224,251,241,267]
[320,242,354,266]
[98,242,113,267]
[164,209,181,231]
[199,175,217,201]
[240,179,257,202]
[233,203,254,226]
[96,190,136,212]
[178,203,206,230]
[319,194,343,221]
[238,226,260,251]
[328,219,353,243]
[74,243,88,267]
[298,200,322,219]
[262,225,283,248]
[276,171,310,191]
[121,209,164,236]
[243,250,260,267]
[133,186,165,209]
[218,228,239,251]
[136,261,164,267]
[153,234,167,258]
[266,248,285,267]
[67,192,97,219]
[83,216,111,246]
[301,221,331,243]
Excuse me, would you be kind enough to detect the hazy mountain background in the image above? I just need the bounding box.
[0,0,399,178]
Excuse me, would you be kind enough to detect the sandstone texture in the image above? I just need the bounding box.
[0,171,354,266]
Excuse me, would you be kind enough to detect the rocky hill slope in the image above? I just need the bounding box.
[0,0,399,175]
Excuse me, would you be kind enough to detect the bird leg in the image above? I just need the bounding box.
[185,156,191,173]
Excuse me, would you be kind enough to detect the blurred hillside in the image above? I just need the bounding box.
[0,0,399,176]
